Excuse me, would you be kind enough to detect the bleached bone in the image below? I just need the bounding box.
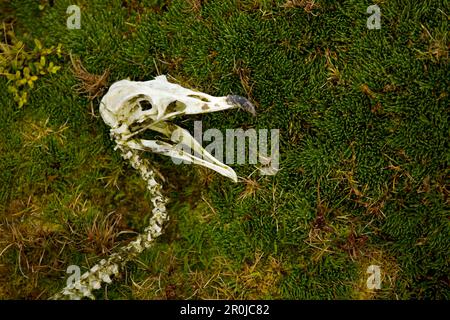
[53,75,255,300]
[99,75,255,182]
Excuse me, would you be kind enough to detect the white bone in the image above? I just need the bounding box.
[52,75,256,300]
[99,75,247,182]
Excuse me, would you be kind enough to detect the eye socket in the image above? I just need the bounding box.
[139,100,153,111]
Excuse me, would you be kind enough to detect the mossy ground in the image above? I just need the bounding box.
[0,0,448,299]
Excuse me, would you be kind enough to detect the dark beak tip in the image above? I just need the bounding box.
[226,95,257,116]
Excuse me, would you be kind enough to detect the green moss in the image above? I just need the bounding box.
[0,0,448,299]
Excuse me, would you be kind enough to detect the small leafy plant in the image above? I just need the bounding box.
[0,23,62,108]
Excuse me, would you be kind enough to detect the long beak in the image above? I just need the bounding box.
[127,138,238,182]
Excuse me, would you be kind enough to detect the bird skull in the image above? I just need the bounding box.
[100,75,256,182]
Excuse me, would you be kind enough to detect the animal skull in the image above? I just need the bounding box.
[100,75,256,182]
